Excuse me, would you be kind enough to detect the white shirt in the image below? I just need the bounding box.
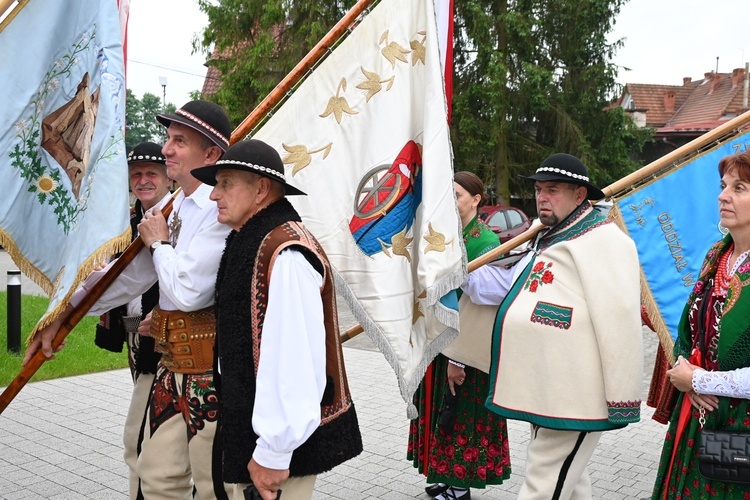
[246,249,327,470]
[461,251,534,306]
[72,184,231,314]
[124,193,173,317]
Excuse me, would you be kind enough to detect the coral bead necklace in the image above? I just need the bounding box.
[713,245,734,297]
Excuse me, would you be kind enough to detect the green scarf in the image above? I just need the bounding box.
[676,234,750,370]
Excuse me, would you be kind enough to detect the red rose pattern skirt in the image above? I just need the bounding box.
[407,354,511,488]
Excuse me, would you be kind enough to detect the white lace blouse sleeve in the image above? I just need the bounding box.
[692,367,750,399]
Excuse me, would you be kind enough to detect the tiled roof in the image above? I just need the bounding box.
[621,83,695,127]
[201,65,222,96]
[620,69,750,134]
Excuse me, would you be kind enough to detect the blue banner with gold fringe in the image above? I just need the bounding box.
[616,131,750,347]
[0,0,130,335]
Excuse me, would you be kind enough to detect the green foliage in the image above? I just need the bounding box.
[125,89,177,151]
[451,0,652,203]
[0,292,128,386]
[194,0,357,125]
[193,0,651,202]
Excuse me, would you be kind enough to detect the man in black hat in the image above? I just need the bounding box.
[192,139,362,500]
[93,141,171,499]
[26,101,234,499]
[461,153,643,500]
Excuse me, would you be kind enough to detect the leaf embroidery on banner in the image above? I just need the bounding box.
[319,77,358,124]
[378,227,413,262]
[379,30,411,68]
[356,66,394,102]
[423,222,454,253]
[524,260,554,293]
[282,143,332,176]
[410,31,426,66]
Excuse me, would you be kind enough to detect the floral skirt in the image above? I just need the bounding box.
[407,354,511,488]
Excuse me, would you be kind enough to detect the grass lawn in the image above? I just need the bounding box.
[0,291,129,387]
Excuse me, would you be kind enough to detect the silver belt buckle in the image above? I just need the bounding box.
[122,315,141,334]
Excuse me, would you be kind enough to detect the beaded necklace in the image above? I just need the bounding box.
[713,244,734,297]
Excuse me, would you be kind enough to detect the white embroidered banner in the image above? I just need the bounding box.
[0,0,130,333]
[254,0,464,411]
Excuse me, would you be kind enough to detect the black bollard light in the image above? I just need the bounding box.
[7,270,21,354]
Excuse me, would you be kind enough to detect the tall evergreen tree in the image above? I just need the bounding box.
[195,0,649,202]
[452,0,650,204]
[195,0,356,125]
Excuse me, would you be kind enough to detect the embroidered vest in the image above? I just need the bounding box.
[216,202,362,483]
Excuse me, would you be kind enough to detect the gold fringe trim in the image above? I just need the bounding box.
[0,227,54,295]
[9,227,132,345]
[609,203,676,363]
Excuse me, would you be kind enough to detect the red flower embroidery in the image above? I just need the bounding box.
[488,443,501,458]
[445,445,455,458]
[456,434,469,446]
[477,465,487,480]
[525,261,554,292]
[437,460,449,474]
[463,447,479,462]
[453,464,467,479]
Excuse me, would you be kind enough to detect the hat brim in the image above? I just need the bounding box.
[519,173,605,201]
[192,163,306,196]
[157,113,229,151]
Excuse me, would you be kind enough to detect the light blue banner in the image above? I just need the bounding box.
[618,132,750,342]
[0,0,129,329]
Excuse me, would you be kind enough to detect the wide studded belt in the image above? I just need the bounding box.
[150,306,216,374]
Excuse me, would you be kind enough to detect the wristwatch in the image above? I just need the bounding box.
[149,240,172,254]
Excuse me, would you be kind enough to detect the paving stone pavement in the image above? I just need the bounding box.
[0,249,665,499]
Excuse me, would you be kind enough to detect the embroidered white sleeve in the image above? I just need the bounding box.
[692,367,750,399]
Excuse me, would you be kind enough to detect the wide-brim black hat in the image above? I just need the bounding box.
[520,153,605,200]
[127,142,166,166]
[156,100,231,151]
[192,139,306,196]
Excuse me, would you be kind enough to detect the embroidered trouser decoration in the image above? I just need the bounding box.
[148,365,220,440]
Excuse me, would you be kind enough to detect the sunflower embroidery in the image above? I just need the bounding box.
[524,260,554,292]
[36,174,57,193]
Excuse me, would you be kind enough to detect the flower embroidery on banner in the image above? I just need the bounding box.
[525,261,554,292]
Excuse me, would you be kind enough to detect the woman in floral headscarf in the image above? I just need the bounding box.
[407,171,511,500]
[652,151,750,499]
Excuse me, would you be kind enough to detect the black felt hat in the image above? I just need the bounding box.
[156,100,231,151]
[192,139,306,196]
[520,153,605,200]
[127,142,166,166]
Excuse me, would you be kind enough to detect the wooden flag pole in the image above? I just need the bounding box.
[0,193,179,414]
[0,0,29,32]
[1,0,377,412]
[230,0,378,144]
[339,108,750,343]
[603,108,750,198]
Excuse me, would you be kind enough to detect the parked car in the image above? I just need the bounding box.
[478,205,532,243]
